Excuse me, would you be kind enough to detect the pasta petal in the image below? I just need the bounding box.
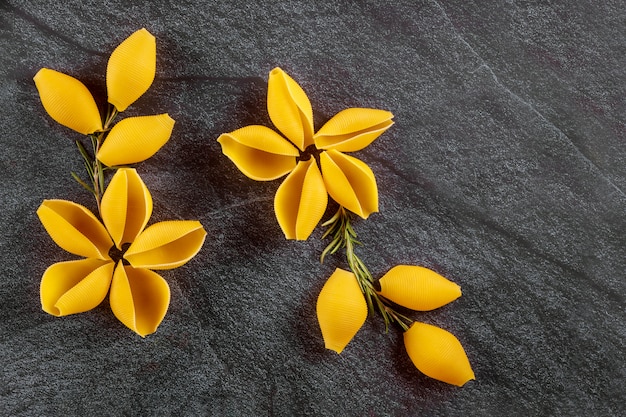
[106,28,156,112]
[37,200,113,260]
[404,322,475,386]
[40,259,114,316]
[101,168,153,249]
[267,67,314,151]
[124,220,206,270]
[97,114,175,166]
[33,68,102,135]
[314,108,394,152]
[320,149,378,218]
[217,125,299,181]
[110,263,170,337]
[316,268,367,353]
[274,159,328,240]
[379,265,461,311]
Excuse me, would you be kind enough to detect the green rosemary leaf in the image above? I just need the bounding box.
[71,171,95,195]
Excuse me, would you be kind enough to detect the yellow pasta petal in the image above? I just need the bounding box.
[40,259,114,316]
[316,268,367,353]
[106,28,156,112]
[33,68,102,135]
[124,220,206,270]
[101,168,153,249]
[96,114,175,167]
[217,125,299,181]
[37,200,113,260]
[267,67,314,151]
[314,108,394,152]
[404,322,475,386]
[320,149,378,219]
[274,159,328,240]
[379,265,461,311]
[109,263,170,337]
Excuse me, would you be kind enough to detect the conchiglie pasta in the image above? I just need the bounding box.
[217,125,299,181]
[107,28,156,112]
[404,321,474,386]
[124,220,207,270]
[320,149,378,219]
[316,268,367,353]
[274,159,328,240]
[267,67,314,151]
[40,259,114,316]
[379,265,461,311]
[101,168,153,249]
[109,262,170,337]
[314,108,394,152]
[96,114,175,167]
[37,200,113,260]
[33,68,103,135]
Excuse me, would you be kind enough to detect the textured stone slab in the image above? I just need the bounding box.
[1,1,624,415]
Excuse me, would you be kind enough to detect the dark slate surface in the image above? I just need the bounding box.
[1,1,624,415]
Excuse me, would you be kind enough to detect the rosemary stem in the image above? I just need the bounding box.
[78,105,118,215]
[321,206,414,332]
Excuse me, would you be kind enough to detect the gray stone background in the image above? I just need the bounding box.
[1,1,624,416]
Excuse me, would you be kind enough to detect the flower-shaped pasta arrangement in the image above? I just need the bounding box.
[218,68,474,386]
[34,29,206,336]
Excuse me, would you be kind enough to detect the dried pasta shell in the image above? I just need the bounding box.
[109,262,170,337]
[124,220,206,270]
[274,158,328,240]
[404,322,475,386]
[33,68,102,135]
[37,200,113,260]
[217,125,299,181]
[316,268,367,353]
[267,67,314,151]
[40,259,114,316]
[320,149,378,218]
[314,108,394,152]
[107,28,156,112]
[101,168,153,249]
[97,114,175,167]
[379,265,461,311]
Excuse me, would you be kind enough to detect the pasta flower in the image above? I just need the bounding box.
[317,265,474,387]
[217,67,393,240]
[33,28,174,210]
[37,168,206,337]
[316,207,474,386]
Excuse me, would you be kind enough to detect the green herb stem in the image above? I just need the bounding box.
[72,105,118,214]
[321,206,412,332]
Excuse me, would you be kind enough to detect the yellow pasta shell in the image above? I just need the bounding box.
[33,68,102,134]
[40,259,114,316]
[217,125,299,181]
[107,28,156,112]
[96,114,175,167]
[404,322,475,386]
[316,268,367,353]
[274,159,328,240]
[37,200,113,260]
[267,67,314,151]
[109,263,170,337]
[320,149,378,219]
[124,220,207,270]
[379,265,461,311]
[101,168,153,249]
[314,108,394,152]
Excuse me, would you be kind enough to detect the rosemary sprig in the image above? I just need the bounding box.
[71,105,118,214]
[321,206,412,332]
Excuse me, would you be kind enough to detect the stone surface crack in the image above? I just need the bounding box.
[3,2,106,56]
[158,75,265,88]
[432,0,625,200]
